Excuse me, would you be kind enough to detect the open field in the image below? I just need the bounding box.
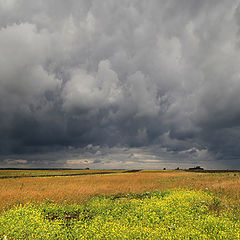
[1,189,240,239]
[0,169,127,178]
[1,170,240,210]
[1,170,240,239]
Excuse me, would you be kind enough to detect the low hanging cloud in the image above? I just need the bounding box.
[1,0,240,169]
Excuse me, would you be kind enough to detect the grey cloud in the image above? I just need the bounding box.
[1,0,240,169]
[62,60,121,114]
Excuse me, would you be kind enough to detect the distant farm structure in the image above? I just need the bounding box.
[188,166,204,171]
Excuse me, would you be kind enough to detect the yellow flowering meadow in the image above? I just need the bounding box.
[0,189,239,239]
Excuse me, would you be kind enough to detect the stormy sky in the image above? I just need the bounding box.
[1,0,240,169]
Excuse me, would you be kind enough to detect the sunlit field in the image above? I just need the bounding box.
[1,170,240,239]
[1,170,240,210]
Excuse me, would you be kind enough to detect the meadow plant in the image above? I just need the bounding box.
[0,189,240,239]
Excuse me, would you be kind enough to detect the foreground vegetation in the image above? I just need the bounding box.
[1,171,240,239]
[1,189,240,239]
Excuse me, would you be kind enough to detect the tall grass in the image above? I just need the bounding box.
[1,171,240,210]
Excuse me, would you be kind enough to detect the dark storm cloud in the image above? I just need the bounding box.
[1,0,240,168]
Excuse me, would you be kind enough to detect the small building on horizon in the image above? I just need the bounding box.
[188,166,204,171]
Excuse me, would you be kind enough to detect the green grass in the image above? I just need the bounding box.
[1,189,240,239]
[0,169,124,178]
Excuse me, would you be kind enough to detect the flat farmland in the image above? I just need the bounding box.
[0,169,125,178]
[1,170,240,239]
[1,170,240,210]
